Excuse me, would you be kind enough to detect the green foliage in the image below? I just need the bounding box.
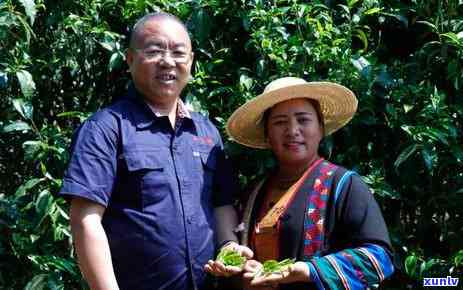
[1,0,462,289]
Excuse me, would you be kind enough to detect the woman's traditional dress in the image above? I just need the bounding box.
[239,159,394,290]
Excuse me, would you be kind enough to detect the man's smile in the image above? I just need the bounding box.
[156,73,176,83]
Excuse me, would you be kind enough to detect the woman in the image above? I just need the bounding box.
[205,77,394,289]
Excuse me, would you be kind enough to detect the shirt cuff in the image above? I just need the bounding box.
[217,240,238,250]
[59,180,109,207]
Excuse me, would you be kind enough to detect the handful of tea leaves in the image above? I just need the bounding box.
[254,258,295,278]
[216,248,246,268]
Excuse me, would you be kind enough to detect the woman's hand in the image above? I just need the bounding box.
[204,242,254,277]
[242,260,273,290]
[244,261,311,288]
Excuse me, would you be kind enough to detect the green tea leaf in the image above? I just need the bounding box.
[353,28,368,51]
[24,274,48,290]
[18,0,37,26]
[216,248,246,268]
[14,178,44,196]
[441,32,462,46]
[394,144,418,170]
[239,74,253,91]
[56,111,90,123]
[364,8,382,15]
[2,121,31,133]
[416,21,438,32]
[255,258,295,277]
[454,250,463,267]
[13,98,33,120]
[35,189,52,215]
[189,8,211,45]
[405,255,417,278]
[109,52,123,72]
[22,140,42,161]
[421,148,434,172]
[16,70,36,98]
[347,0,360,8]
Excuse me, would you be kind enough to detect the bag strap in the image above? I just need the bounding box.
[240,178,266,246]
[256,158,323,231]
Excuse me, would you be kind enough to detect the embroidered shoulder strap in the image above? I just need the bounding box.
[303,160,338,258]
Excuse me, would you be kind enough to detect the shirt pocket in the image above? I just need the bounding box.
[124,150,169,209]
[193,145,217,195]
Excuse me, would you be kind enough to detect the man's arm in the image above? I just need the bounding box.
[70,197,119,290]
[214,204,240,246]
[206,205,253,277]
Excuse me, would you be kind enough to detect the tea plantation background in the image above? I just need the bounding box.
[1,0,462,289]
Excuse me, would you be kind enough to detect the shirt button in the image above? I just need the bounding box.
[187,216,193,224]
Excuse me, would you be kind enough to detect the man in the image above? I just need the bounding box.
[60,12,249,290]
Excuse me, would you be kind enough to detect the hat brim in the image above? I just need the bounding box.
[226,82,358,149]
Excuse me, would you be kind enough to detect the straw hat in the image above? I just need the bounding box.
[226,77,358,149]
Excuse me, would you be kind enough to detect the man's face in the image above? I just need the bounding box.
[127,18,193,105]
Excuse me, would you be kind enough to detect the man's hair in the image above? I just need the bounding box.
[129,12,188,49]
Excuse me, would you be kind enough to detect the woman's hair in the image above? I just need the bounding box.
[262,98,325,137]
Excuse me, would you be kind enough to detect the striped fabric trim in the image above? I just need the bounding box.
[326,255,351,290]
[343,248,383,285]
[311,256,345,290]
[311,245,394,289]
[307,262,326,290]
[333,251,370,289]
[357,247,385,281]
[340,251,369,288]
[362,244,394,277]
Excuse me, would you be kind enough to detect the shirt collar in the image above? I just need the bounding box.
[145,98,192,120]
[127,83,194,130]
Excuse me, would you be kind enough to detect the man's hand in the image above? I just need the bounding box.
[243,260,311,289]
[204,241,253,277]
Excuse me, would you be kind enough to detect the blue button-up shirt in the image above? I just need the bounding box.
[60,88,237,290]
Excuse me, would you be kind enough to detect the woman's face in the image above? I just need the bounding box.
[266,98,323,167]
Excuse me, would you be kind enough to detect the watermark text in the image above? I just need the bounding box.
[423,276,459,287]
